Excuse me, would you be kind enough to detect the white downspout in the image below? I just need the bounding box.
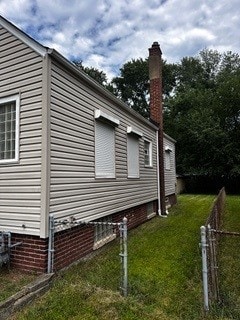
[156,130,162,216]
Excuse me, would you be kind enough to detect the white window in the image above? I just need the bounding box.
[127,126,142,178]
[165,149,171,170]
[0,95,20,164]
[144,140,152,167]
[95,110,119,178]
[93,216,116,250]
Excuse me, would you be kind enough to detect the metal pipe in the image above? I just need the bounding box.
[119,217,128,297]
[200,226,209,311]
[156,131,161,216]
[122,217,128,297]
[47,215,55,273]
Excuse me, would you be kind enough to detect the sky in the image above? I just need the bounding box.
[0,0,239,80]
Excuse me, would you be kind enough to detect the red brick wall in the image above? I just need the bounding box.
[10,234,47,273]
[9,200,158,273]
[53,224,94,271]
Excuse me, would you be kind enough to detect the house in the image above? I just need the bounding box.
[0,15,176,273]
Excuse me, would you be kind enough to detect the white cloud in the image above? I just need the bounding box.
[0,0,239,79]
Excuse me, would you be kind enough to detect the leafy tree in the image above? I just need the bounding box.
[72,60,109,87]
[111,58,177,118]
[165,49,240,177]
[111,58,150,117]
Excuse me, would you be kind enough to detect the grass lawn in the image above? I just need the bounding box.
[9,194,240,320]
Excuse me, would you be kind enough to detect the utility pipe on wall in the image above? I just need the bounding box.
[156,130,161,215]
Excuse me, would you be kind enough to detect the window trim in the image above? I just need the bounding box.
[144,139,153,167]
[0,95,20,164]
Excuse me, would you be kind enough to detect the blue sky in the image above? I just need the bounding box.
[0,0,239,80]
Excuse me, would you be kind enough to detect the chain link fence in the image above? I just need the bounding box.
[200,187,226,311]
[47,215,128,296]
[200,187,240,312]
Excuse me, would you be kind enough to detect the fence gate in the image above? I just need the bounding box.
[48,215,128,296]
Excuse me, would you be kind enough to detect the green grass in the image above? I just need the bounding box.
[0,269,36,303]
[9,194,240,320]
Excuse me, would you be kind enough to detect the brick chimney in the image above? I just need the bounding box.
[149,42,166,215]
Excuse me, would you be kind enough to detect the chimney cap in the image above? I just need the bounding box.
[149,41,162,55]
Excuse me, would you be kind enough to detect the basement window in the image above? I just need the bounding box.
[147,201,156,219]
[0,95,20,164]
[93,216,116,250]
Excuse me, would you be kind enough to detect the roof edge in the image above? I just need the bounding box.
[0,15,47,57]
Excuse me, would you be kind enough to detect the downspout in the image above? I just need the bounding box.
[156,130,161,215]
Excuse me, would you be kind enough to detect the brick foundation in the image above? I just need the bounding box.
[9,200,158,273]
[10,234,48,273]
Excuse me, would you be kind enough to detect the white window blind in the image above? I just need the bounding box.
[127,134,139,178]
[165,151,171,170]
[95,120,115,178]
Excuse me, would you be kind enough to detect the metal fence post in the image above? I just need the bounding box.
[119,217,128,297]
[47,215,55,274]
[200,225,209,312]
[207,224,220,302]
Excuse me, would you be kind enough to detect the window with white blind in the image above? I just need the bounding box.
[0,95,20,164]
[95,110,119,178]
[165,150,171,170]
[127,133,140,178]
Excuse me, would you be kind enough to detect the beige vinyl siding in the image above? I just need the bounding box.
[0,26,43,235]
[50,60,158,221]
[164,135,176,196]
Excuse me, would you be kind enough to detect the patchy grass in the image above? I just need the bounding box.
[0,268,36,302]
[8,194,240,319]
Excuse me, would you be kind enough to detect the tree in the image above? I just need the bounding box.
[111,58,177,118]
[165,49,240,178]
[111,58,150,117]
[72,60,109,87]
